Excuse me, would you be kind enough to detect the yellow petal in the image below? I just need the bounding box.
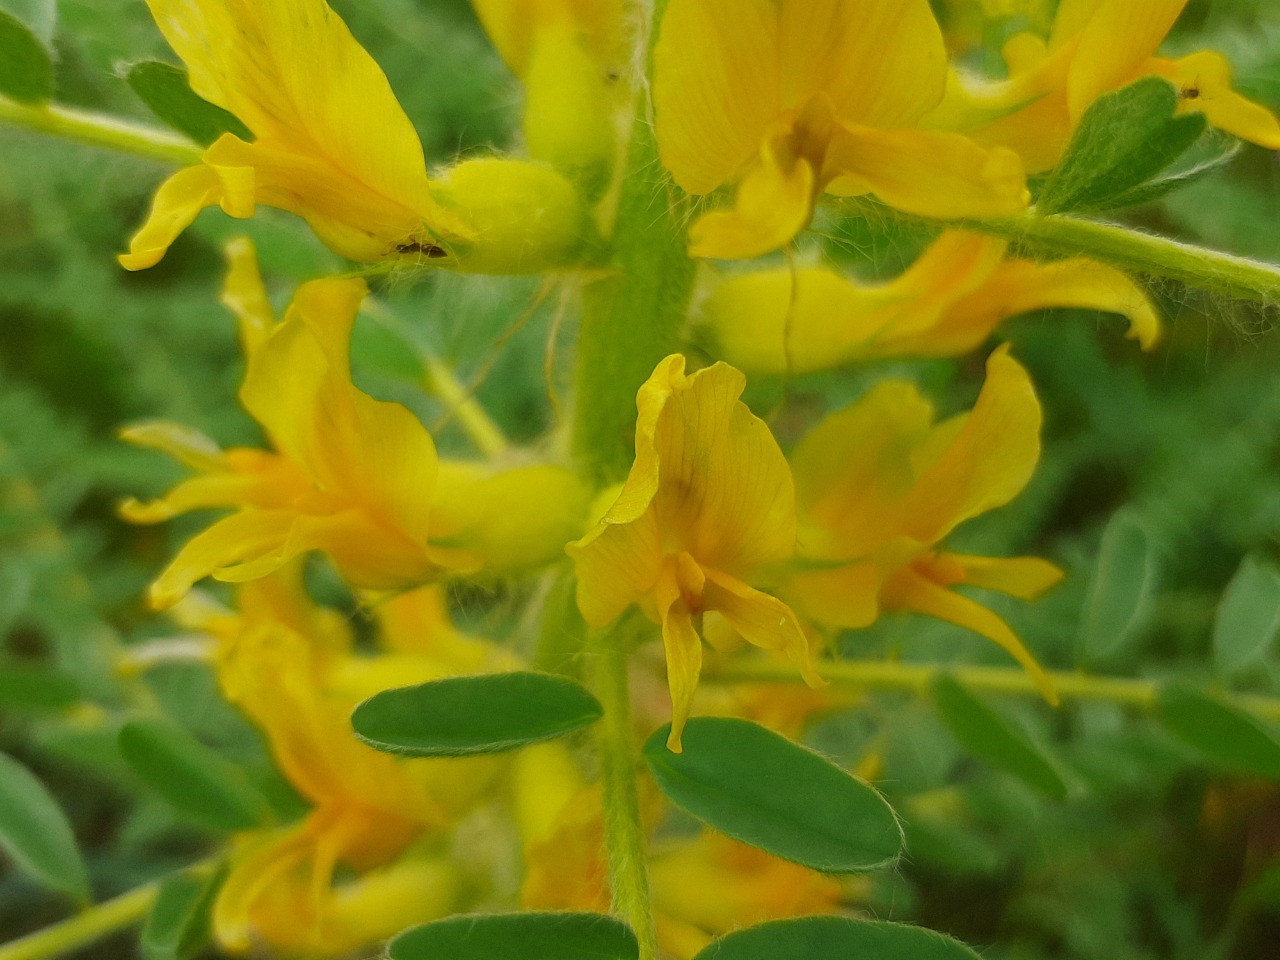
[826,124,1029,219]
[372,585,498,670]
[943,553,1065,599]
[214,827,313,953]
[782,561,882,630]
[568,505,664,627]
[900,345,1042,544]
[118,164,224,271]
[432,461,590,574]
[1062,0,1187,121]
[119,420,228,473]
[513,742,586,847]
[653,0,782,194]
[688,148,815,260]
[881,566,1058,705]
[659,554,707,753]
[964,256,1161,351]
[702,567,822,689]
[1151,51,1280,150]
[148,510,296,609]
[791,381,935,561]
[221,237,276,358]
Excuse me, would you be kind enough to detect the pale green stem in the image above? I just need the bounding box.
[0,96,202,166]
[590,628,660,960]
[0,882,158,960]
[709,657,1280,723]
[964,210,1280,304]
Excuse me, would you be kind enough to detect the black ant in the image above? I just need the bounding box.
[394,239,448,258]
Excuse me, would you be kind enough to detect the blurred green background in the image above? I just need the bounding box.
[3,0,1280,957]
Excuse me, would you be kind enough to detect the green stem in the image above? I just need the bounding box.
[0,96,202,166]
[964,210,1280,304]
[0,883,158,960]
[590,628,659,960]
[708,657,1280,722]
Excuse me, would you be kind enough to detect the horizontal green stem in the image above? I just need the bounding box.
[0,882,158,960]
[965,211,1280,304]
[709,658,1280,723]
[0,96,202,166]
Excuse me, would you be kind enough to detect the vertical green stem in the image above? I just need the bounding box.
[0,883,158,960]
[590,628,660,960]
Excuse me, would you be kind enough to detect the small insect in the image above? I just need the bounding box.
[1181,86,1200,101]
[394,239,448,258]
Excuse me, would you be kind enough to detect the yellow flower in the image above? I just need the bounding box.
[176,576,503,956]
[121,240,587,609]
[702,230,1161,374]
[567,354,821,751]
[514,744,843,960]
[929,0,1280,172]
[119,0,586,273]
[784,346,1061,702]
[652,0,1029,260]
[472,0,627,191]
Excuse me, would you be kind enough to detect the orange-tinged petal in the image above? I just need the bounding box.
[882,566,1058,705]
[688,149,814,260]
[943,553,1065,599]
[1063,0,1188,121]
[1150,52,1280,150]
[117,164,225,270]
[791,381,935,561]
[900,345,1042,544]
[653,0,781,194]
[702,567,821,689]
[826,124,1029,219]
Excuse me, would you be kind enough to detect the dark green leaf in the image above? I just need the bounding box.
[0,1,55,44]
[1039,77,1207,214]
[1213,555,1280,677]
[0,9,53,103]
[0,663,80,712]
[1102,134,1242,209]
[0,751,89,900]
[1080,509,1157,663]
[118,718,268,831]
[141,864,224,960]
[388,912,639,960]
[1156,684,1280,780]
[693,917,983,960]
[352,672,603,758]
[932,675,1069,799]
[124,61,250,145]
[642,717,901,873]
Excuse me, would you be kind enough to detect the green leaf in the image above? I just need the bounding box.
[0,663,80,713]
[352,672,603,758]
[1080,509,1158,663]
[1156,684,1280,780]
[642,717,902,873]
[1213,555,1280,678]
[118,718,268,831]
[0,9,53,103]
[0,751,90,900]
[693,917,982,960]
[388,912,639,960]
[0,1,55,44]
[1038,76,1207,215]
[124,61,250,145]
[141,864,224,960]
[1101,134,1242,209]
[932,674,1069,799]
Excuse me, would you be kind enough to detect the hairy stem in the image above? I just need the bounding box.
[590,629,659,960]
[0,96,202,166]
[0,883,158,960]
[965,210,1280,304]
[708,657,1280,722]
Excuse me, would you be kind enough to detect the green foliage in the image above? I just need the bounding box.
[1213,554,1280,678]
[1038,77,1208,214]
[932,674,1069,799]
[140,864,223,960]
[0,662,80,713]
[352,673,603,757]
[124,61,250,145]
[0,751,90,901]
[1156,684,1280,780]
[0,9,53,102]
[643,718,902,873]
[1078,509,1158,664]
[388,913,639,960]
[118,717,270,831]
[693,917,982,960]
